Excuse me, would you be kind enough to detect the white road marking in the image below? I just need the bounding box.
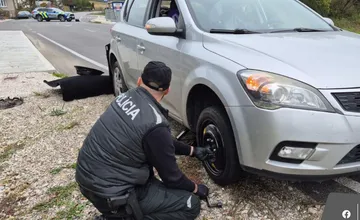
[37,33,108,70]
[85,28,96,32]
[335,177,360,193]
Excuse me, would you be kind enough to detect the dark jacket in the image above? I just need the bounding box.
[75,87,170,198]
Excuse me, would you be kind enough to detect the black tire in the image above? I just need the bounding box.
[112,61,128,96]
[196,106,244,186]
[59,15,65,22]
[46,19,50,22]
[67,18,72,22]
[36,15,43,22]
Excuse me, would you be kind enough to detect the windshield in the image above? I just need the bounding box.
[186,0,334,33]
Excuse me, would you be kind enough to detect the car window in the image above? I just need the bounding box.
[159,0,171,17]
[186,0,334,33]
[127,0,149,27]
[123,0,134,20]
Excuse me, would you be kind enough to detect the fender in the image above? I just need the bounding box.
[108,38,120,74]
[181,65,253,127]
[181,64,254,165]
[108,37,130,88]
[105,43,112,76]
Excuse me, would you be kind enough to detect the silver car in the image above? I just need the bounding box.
[108,0,360,185]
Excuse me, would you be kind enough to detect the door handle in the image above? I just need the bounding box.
[115,36,121,42]
[137,45,146,51]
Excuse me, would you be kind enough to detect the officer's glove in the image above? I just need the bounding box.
[192,146,215,161]
[195,184,209,200]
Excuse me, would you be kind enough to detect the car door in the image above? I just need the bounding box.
[136,0,185,120]
[111,0,151,89]
[46,8,58,19]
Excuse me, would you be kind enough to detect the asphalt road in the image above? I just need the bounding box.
[0,12,112,75]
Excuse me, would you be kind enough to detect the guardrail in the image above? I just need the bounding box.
[105,9,121,22]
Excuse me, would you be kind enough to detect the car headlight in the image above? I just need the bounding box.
[237,70,335,112]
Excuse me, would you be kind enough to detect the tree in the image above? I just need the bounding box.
[301,0,332,16]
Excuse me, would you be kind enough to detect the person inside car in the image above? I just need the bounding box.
[168,0,179,24]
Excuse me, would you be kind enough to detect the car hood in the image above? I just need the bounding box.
[203,31,360,89]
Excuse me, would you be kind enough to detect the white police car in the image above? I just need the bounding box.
[31,7,75,22]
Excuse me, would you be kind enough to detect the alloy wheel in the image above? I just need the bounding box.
[113,66,123,96]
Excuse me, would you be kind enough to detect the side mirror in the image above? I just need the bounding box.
[323,17,334,26]
[145,17,177,35]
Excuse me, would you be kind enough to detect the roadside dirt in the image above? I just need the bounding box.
[0,72,323,219]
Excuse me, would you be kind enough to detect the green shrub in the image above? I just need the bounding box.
[330,0,360,18]
[300,0,332,16]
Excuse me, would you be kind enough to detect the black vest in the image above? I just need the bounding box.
[75,87,169,197]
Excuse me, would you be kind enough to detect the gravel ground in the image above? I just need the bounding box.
[0,72,324,219]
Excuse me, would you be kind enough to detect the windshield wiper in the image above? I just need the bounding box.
[270,28,330,33]
[209,29,261,34]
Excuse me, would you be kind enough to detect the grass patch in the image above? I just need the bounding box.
[32,182,78,212]
[54,202,86,219]
[50,163,77,175]
[33,91,50,98]
[333,15,360,33]
[52,72,68,78]
[50,108,67,116]
[90,11,105,15]
[63,121,79,130]
[57,121,79,131]
[0,142,25,162]
[50,167,63,175]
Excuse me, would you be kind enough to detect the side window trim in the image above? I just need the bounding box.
[125,0,152,28]
[123,0,135,21]
[147,0,159,20]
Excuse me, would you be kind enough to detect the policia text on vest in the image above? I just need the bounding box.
[116,93,140,121]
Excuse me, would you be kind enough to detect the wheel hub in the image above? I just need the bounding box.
[202,124,225,176]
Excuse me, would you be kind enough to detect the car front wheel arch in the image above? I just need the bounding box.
[187,84,245,185]
[58,15,65,22]
[36,15,43,21]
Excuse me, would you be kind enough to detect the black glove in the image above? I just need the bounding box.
[192,146,215,161]
[195,184,209,200]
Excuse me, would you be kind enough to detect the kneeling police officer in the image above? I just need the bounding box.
[75,61,215,220]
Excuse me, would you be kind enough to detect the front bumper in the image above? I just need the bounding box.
[64,13,75,19]
[229,89,360,180]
